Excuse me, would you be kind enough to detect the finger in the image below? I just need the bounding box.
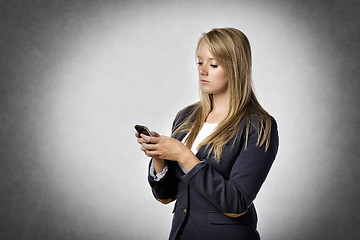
[144,150,162,159]
[141,147,155,157]
[141,142,158,151]
[141,134,160,144]
[144,150,154,158]
[137,137,147,144]
[135,132,140,138]
[141,145,156,153]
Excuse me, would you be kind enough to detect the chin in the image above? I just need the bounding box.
[200,87,212,94]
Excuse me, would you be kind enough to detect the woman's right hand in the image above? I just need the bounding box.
[135,130,166,174]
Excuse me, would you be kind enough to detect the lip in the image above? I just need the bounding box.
[200,80,209,83]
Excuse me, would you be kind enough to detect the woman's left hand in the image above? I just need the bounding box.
[138,134,190,163]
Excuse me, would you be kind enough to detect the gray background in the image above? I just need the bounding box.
[1,0,359,239]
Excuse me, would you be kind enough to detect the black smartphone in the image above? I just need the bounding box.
[134,124,153,136]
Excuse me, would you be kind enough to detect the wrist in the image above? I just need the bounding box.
[178,147,192,165]
[153,158,166,174]
[153,157,165,163]
[178,148,200,172]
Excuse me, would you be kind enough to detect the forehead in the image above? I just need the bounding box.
[197,40,215,59]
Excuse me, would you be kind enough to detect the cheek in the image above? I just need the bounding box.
[221,78,229,90]
[216,71,228,86]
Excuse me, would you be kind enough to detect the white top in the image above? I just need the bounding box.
[178,122,218,174]
[188,122,219,154]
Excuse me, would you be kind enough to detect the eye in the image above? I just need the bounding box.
[197,62,203,66]
[210,64,218,68]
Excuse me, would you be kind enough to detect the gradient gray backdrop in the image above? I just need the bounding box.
[1,0,359,239]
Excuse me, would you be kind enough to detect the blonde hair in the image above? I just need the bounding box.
[172,28,272,162]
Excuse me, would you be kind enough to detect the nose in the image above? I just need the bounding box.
[199,65,208,76]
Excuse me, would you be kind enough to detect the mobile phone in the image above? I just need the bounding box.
[134,124,153,136]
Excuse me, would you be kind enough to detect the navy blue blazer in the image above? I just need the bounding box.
[148,104,279,240]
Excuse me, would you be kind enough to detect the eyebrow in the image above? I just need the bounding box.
[197,55,215,60]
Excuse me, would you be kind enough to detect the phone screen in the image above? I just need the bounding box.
[134,125,152,136]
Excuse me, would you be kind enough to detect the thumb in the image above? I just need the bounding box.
[151,131,160,137]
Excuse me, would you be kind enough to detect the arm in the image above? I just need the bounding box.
[181,118,279,216]
[141,134,200,204]
[152,157,166,175]
[148,160,179,204]
[139,104,201,204]
[135,130,177,204]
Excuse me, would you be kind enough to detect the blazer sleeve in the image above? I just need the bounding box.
[148,160,179,204]
[182,117,279,217]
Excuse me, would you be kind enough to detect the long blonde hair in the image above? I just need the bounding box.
[172,28,272,162]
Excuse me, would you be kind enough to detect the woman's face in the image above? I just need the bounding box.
[197,40,228,96]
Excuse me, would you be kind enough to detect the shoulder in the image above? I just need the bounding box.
[245,107,277,133]
[248,114,277,130]
[269,116,278,133]
[174,102,200,123]
[171,102,200,134]
[246,112,279,153]
[241,107,278,145]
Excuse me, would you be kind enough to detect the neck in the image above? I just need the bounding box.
[206,91,229,123]
[212,91,229,114]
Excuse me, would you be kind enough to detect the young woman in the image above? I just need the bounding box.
[135,27,279,240]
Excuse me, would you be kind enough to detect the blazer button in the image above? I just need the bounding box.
[183,208,187,214]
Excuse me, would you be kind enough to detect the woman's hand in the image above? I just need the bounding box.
[135,131,166,174]
[136,132,201,172]
[137,134,188,162]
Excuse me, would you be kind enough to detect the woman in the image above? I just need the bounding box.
[136,27,279,240]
